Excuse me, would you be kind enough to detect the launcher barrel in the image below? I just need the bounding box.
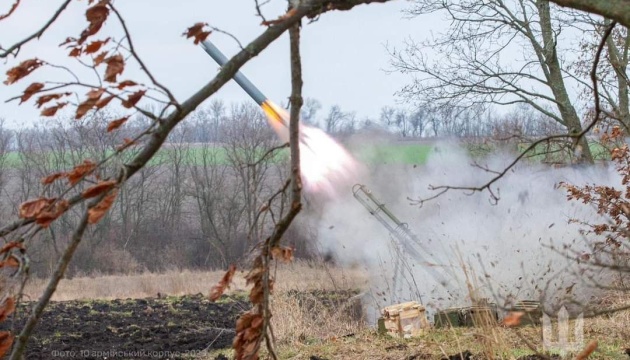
[201,40,267,105]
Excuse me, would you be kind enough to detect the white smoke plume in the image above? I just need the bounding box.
[308,138,617,322]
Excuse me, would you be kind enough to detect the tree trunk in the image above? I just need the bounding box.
[537,0,594,163]
[605,24,630,130]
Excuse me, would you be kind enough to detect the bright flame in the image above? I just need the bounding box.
[261,100,360,194]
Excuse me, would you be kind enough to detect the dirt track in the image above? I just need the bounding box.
[2,294,248,359]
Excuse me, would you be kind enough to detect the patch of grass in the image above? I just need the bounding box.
[353,143,433,165]
[3,138,614,171]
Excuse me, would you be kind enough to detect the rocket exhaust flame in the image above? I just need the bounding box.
[261,101,358,193]
[201,40,359,193]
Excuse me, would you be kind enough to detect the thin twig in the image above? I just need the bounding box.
[108,3,180,110]
[414,21,618,205]
[9,203,91,360]
[0,0,71,58]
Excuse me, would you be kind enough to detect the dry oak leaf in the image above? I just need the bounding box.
[209,264,236,301]
[41,102,68,117]
[82,180,117,198]
[35,199,69,228]
[93,50,108,66]
[85,37,110,54]
[69,47,82,57]
[20,82,45,104]
[75,88,105,119]
[107,116,129,132]
[41,171,66,185]
[4,59,43,85]
[104,54,124,82]
[0,298,15,323]
[121,90,146,108]
[79,0,110,44]
[19,198,55,219]
[0,331,13,358]
[247,277,273,305]
[35,93,70,108]
[0,256,19,269]
[116,80,138,89]
[67,160,97,185]
[502,311,524,327]
[88,189,118,224]
[183,22,211,44]
[96,95,114,109]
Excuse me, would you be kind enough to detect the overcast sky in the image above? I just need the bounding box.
[0,0,441,128]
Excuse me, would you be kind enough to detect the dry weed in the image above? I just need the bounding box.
[22,261,368,302]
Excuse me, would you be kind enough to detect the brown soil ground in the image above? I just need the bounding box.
[2,294,248,360]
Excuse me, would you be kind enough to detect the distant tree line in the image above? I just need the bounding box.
[0,101,316,277]
[0,95,583,277]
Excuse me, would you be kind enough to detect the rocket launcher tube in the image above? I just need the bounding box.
[201,40,267,106]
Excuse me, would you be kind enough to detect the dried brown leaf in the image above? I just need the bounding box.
[35,93,70,108]
[4,59,43,85]
[104,54,124,82]
[0,298,15,322]
[209,264,236,301]
[88,189,117,224]
[82,180,116,198]
[116,80,138,89]
[19,198,54,218]
[0,256,20,269]
[121,90,145,108]
[67,160,97,185]
[20,82,45,104]
[0,331,13,358]
[183,22,211,44]
[75,88,105,119]
[93,51,108,66]
[41,172,66,185]
[79,0,110,44]
[41,102,67,117]
[107,116,129,132]
[85,37,110,54]
[95,95,114,109]
[35,199,69,228]
[69,47,82,57]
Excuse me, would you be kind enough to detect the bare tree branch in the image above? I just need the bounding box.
[413,20,617,206]
[108,3,179,109]
[9,201,92,360]
[0,0,72,58]
[550,0,630,28]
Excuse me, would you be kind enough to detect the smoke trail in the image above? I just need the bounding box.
[309,138,616,320]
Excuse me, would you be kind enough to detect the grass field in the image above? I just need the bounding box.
[20,263,630,359]
[2,139,612,170]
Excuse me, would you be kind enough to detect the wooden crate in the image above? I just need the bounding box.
[380,301,430,338]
